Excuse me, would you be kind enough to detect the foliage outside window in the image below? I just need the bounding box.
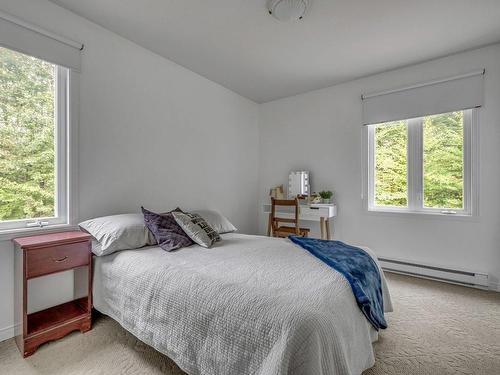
[0,47,55,221]
[0,46,69,231]
[374,120,407,207]
[368,110,473,215]
[423,112,464,209]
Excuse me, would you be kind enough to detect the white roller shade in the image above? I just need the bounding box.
[0,11,82,71]
[362,70,484,125]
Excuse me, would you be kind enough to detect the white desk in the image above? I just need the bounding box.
[263,203,337,240]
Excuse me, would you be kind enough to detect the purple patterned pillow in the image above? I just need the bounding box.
[141,207,194,251]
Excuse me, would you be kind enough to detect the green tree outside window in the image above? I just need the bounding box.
[0,47,56,221]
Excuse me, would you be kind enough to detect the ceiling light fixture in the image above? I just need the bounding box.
[268,0,309,22]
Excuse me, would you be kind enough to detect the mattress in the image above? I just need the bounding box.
[93,233,392,375]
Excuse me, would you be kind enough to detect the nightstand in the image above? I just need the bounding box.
[13,231,93,357]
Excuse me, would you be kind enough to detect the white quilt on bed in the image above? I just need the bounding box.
[93,233,392,375]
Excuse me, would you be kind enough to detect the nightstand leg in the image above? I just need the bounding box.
[23,347,37,358]
[326,218,331,240]
[320,217,325,239]
[80,316,92,333]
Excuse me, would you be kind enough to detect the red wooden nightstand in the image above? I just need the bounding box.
[13,231,93,357]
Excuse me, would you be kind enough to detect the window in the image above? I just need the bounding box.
[0,46,69,231]
[366,109,475,215]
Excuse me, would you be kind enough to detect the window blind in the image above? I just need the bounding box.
[361,70,484,125]
[0,11,83,71]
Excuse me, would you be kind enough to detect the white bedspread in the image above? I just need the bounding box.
[93,233,392,375]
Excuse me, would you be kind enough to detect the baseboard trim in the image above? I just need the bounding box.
[489,281,500,292]
[0,323,19,342]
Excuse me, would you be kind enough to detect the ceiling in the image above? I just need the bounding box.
[50,0,500,103]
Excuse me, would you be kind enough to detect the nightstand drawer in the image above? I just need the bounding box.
[26,242,90,279]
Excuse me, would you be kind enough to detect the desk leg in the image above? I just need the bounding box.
[320,217,325,239]
[267,213,272,237]
[326,218,331,240]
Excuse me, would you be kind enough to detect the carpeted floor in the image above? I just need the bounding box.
[1,273,499,375]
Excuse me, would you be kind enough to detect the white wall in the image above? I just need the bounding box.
[259,44,500,291]
[0,0,259,340]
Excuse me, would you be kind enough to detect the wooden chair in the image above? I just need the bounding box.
[270,197,310,238]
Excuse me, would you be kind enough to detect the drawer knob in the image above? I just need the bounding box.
[52,256,69,263]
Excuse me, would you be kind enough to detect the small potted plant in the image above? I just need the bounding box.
[318,190,333,204]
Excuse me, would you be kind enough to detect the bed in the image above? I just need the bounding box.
[93,233,392,375]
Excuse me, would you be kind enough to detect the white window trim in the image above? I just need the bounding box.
[0,65,79,241]
[362,109,478,217]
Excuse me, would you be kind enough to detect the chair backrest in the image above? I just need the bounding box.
[271,197,300,235]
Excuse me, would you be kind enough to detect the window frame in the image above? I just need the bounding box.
[364,109,477,216]
[0,53,78,238]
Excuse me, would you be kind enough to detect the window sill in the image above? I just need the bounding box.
[365,208,478,221]
[0,224,78,242]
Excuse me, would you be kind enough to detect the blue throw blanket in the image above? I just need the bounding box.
[289,236,387,330]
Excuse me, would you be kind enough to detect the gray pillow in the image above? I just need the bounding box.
[172,212,221,248]
[141,207,194,252]
[190,209,237,234]
[79,214,155,256]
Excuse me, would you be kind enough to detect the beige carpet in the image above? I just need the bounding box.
[1,273,499,375]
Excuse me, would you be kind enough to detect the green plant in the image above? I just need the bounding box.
[318,190,333,199]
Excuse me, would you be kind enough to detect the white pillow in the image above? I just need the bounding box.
[190,210,237,234]
[79,213,155,256]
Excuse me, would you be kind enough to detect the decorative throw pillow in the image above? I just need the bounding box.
[190,209,237,234]
[172,212,221,248]
[141,207,194,251]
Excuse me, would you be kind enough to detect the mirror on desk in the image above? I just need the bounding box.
[288,171,310,198]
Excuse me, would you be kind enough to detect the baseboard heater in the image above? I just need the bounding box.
[378,257,489,289]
